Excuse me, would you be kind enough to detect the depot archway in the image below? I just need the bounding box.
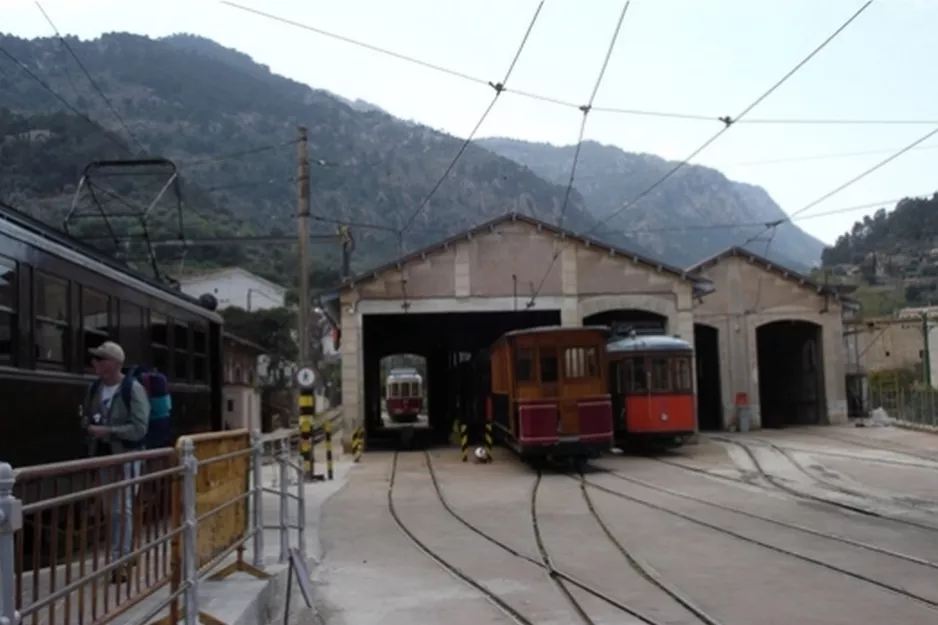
[756,319,825,428]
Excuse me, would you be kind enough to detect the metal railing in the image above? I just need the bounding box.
[870,387,938,427]
[0,427,315,625]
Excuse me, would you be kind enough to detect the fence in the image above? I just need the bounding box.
[870,386,938,427]
[0,427,315,625]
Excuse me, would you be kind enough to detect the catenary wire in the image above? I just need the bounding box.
[734,122,938,252]
[219,0,933,127]
[525,0,876,307]
[397,0,547,235]
[34,1,147,153]
[556,1,630,230]
[0,43,132,155]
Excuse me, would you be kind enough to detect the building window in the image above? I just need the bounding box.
[34,271,69,366]
[227,399,234,412]
[82,287,110,370]
[0,256,16,363]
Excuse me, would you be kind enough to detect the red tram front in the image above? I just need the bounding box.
[385,371,424,423]
[606,333,696,449]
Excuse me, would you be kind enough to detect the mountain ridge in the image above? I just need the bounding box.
[2,31,823,283]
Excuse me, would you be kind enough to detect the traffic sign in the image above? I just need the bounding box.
[295,367,316,388]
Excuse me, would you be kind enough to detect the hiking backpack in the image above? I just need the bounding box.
[87,366,172,450]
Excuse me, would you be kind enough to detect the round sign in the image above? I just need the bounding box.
[295,367,316,388]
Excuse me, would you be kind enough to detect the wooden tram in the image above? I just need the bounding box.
[606,332,696,449]
[385,367,424,423]
[485,326,614,463]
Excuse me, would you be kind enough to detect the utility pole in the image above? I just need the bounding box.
[921,312,932,388]
[296,126,310,367]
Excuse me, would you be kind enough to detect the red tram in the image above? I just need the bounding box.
[385,368,424,423]
[606,332,696,449]
[486,326,614,463]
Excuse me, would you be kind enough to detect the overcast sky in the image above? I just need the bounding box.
[3,0,937,245]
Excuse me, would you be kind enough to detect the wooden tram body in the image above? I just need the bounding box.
[385,368,424,423]
[0,203,225,469]
[487,326,614,462]
[606,333,697,449]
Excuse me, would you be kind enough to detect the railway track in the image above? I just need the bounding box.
[421,451,723,625]
[580,470,938,612]
[604,461,938,570]
[781,427,938,464]
[710,436,938,532]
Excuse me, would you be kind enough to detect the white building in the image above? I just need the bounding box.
[179,267,286,311]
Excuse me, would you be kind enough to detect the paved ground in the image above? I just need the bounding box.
[312,425,938,625]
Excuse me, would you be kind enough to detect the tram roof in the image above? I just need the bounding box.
[606,334,693,353]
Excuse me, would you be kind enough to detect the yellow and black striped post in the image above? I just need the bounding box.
[460,423,469,462]
[484,421,493,462]
[324,418,334,480]
[352,426,364,463]
[299,388,323,481]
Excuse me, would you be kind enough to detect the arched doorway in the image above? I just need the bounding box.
[756,320,825,428]
[584,309,668,335]
[694,323,722,431]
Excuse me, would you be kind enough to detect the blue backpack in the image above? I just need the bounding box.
[88,366,172,449]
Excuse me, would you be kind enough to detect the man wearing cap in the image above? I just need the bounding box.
[83,341,150,584]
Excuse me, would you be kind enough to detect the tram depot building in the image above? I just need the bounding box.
[321,213,857,446]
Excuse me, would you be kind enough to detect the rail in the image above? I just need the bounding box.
[0,426,319,625]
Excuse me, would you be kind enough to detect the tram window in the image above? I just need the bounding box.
[150,312,169,373]
[192,324,208,383]
[650,357,671,392]
[515,348,533,381]
[673,358,693,392]
[626,358,647,392]
[0,256,16,363]
[389,382,399,397]
[564,346,597,379]
[400,382,411,397]
[174,320,190,381]
[82,287,110,370]
[34,271,69,366]
[540,348,559,383]
[118,300,144,363]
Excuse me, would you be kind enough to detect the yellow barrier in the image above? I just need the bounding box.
[162,430,266,625]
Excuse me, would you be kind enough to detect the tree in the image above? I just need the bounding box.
[221,306,297,388]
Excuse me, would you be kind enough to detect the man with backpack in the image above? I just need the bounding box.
[82,341,150,584]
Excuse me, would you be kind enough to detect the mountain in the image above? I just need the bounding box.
[476,138,827,269]
[0,32,607,284]
[818,194,938,313]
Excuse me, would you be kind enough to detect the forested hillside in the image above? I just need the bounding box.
[820,194,938,315]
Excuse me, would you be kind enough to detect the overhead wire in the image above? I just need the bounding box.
[524,0,876,307]
[0,42,132,155]
[218,0,933,127]
[34,1,147,153]
[396,0,546,236]
[555,1,630,231]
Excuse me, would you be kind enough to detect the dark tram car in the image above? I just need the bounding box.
[487,326,614,463]
[0,204,224,469]
[606,332,696,450]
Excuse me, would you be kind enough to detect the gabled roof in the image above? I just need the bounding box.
[179,266,287,296]
[688,246,859,308]
[322,212,712,297]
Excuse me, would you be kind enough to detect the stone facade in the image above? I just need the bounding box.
[691,250,852,429]
[332,215,702,440]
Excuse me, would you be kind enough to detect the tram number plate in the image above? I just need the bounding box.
[557,435,579,443]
